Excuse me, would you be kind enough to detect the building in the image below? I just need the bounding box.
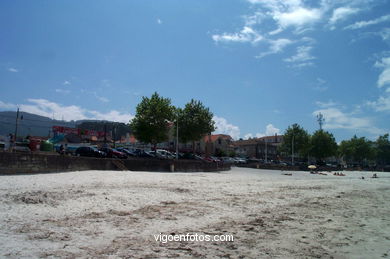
[234,134,283,160]
[201,134,234,156]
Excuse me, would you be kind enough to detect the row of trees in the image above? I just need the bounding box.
[129,92,389,166]
[280,123,390,166]
[130,92,215,152]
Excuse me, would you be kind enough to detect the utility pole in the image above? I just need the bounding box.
[317,112,325,130]
[176,118,179,160]
[265,139,268,163]
[113,125,116,148]
[104,124,107,147]
[14,107,20,150]
[291,134,295,166]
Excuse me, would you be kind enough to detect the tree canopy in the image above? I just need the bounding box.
[129,92,175,149]
[310,130,338,161]
[177,99,215,144]
[338,135,375,165]
[375,134,390,166]
[279,123,310,159]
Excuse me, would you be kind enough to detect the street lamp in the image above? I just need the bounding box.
[291,134,295,166]
[176,117,179,160]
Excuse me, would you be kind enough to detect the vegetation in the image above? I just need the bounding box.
[309,130,338,162]
[375,134,390,166]
[338,135,375,166]
[279,123,310,160]
[129,92,176,151]
[177,99,215,152]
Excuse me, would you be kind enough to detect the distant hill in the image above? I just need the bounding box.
[0,111,77,137]
[0,111,131,138]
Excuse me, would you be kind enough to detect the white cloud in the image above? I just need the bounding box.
[243,12,265,26]
[20,99,87,121]
[89,110,134,123]
[379,28,390,42]
[0,99,133,123]
[265,124,281,135]
[345,14,390,30]
[63,80,71,85]
[246,0,323,32]
[8,68,18,73]
[212,116,240,140]
[244,133,254,139]
[96,96,109,103]
[274,7,323,30]
[312,107,384,135]
[366,95,390,112]
[93,92,109,103]
[313,77,328,91]
[0,101,17,109]
[316,100,337,108]
[284,45,315,63]
[328,7,360,29]
[212,26,263,44]
[157,18,162,24]
[256,38,293,58]
[375,57,390,88]
[245,124,281,139]
[55,89,70,94]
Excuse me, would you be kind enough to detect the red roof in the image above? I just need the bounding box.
[204,134,233,143]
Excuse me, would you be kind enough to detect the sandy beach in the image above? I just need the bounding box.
[1,167,389,258]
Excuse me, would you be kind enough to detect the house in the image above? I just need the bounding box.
[234,134,283,159]
[201,134,234,156]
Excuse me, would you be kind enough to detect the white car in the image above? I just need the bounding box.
[156,149,175,159]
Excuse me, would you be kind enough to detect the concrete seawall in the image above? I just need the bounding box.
[0,151,230,174]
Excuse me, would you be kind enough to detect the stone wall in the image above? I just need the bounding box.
[0,151,230,174]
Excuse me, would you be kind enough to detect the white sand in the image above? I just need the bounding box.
[0,168,389,258]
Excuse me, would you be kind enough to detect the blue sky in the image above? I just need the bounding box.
[0,0,389,141]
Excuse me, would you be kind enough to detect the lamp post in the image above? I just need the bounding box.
[13,107,22,151]
[291,134,295,166]
[176,117,179,160]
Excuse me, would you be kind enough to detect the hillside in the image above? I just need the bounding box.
[0,111,77,137]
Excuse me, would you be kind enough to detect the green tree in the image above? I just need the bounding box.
[279,123,310,161]
[310,130,338,162]
[130,92,175,152]
[339,135,375,166]
[375,134,390,166]
[177,99,216,152]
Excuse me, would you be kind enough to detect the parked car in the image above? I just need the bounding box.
[203,156,221,163]
[133,149,156,158]
[99,147,128,159]
[155,149,175,159]
[234,157,247,164]
[116,147,137,157]
[75,146,106,158]
[221,157,235,164]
